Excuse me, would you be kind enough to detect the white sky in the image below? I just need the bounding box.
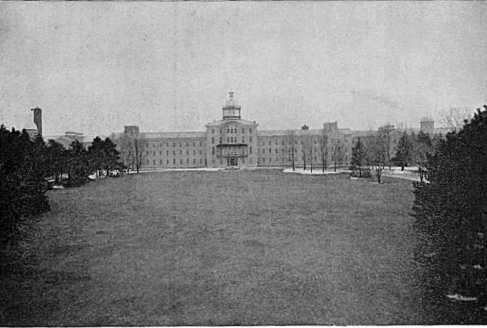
[0,1,486,136]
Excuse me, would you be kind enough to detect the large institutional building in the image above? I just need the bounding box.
[112,92,447,170]
[114,92,355,170]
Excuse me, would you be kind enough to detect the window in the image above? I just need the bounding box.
[212,129,215,134]
[153,160,156,165]
[193,150,196,155]
[159,151,162,155]
[173,143,176,147]
[249,128,252,133]
[200,158,202,164]
[269,148,271,153]
[193,159,196,164]
[180,159,183,164]
[186,150,189,155]
[212,137,214,144]
[242,136,245,143]
[250,146,252,154]
[179,150,182,155]
[187,158,189,164]
[167,150,169,156]
[242,128,244,133]
[173,158,176,164]
[212,147,215,155]
[167,159,169,164]
[262,149,265,154]
[159,159,163,165]
[185,142,188,147]
[249,136,252,142]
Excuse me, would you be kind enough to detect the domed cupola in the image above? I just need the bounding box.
[222,92,241,120]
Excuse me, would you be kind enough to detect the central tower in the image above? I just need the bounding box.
[222,91,241,120]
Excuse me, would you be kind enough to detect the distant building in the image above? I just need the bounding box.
[112,92,352,170]
[110,93,457,170]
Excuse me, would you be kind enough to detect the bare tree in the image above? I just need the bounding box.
[133,138,145,173]
[286,130,296,171]
[378,125,393,169]
[330,138,345,172]
[366,135,387,183]
[301,125,310,170]
[320,133,328,173]
[440,107,474,131]
[118,134,145,173]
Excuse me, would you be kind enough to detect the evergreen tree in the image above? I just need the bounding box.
[413,106,487,319]
[351,137,367,177]
[394,132,413,171]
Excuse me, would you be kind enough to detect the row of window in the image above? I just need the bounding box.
[148,141,204,148]
[146,149,203,156]
[259,138,335,146]
[210,157,254,165]
[148,158,205,166]
[211,136,253,144]
[211,146,253,155]
[212,127,252,134]
[260,146,329,154]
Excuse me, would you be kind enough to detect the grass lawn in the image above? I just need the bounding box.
[2,169,426,325]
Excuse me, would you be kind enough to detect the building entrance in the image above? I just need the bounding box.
[227,157,238,167]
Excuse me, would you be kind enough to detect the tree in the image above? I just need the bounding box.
[46,139,66,183]
[88,137,105,178]
[394,131,413,171]
[413,106,487,318]
[413,131,433,182]
[301,125,309,170]
[133,138,145,173]
[330,138,344,172]
[66,140,90,186]
[366,135,386,183]
[0,126,50,248]
[351,137,366,177]
[118,134,145,173]
[320,133,329,173]
[286,130,296,171]
[102,137,122,175]
[378,125,394,169]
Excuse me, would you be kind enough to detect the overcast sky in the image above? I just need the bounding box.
[0,2,486,137]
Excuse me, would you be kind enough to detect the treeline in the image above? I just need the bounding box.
[350,130,439,183]
[0,125,123,248]
[413,106,487,319]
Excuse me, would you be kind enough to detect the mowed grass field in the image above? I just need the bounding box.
[2,170,425,325]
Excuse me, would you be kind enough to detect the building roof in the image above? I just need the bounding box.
[140,131,206,139]
[206,119,257,127]
[258,129,323,137]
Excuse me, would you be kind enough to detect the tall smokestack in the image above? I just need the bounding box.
[31,107,42,136]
